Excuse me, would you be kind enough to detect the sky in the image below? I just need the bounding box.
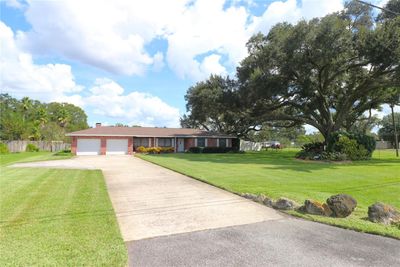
[0,0,397,132]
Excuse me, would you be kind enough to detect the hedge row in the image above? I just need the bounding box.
[136,146,174,153]
[188,146,235,153]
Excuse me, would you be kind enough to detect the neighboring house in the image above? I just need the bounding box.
[66,123,235,155]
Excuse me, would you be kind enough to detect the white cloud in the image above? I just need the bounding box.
[5,0,25,9]
[16,0,345,80]
[84,78,180,127]
[0,22,83,102]
[0,22,180,127]
[17,0,186,76]
[371,104,400,120]
[252,0,343,33]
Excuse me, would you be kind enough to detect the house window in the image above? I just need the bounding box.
[134,138,149,147]
[219,138,226,147]
[197,138,206,147]
[158,138,172,147]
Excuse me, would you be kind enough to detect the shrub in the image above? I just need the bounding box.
[147,147,161,154]
[188,146,234,153]
[327,132,375,157]
[26,143,39,152]
[160,147,174,153]
[188,147,203,153]
[136,146,147,153]
[301,142,325,153]
[335,136,369,160]
[0,142,9,154]
[202,147,233,153]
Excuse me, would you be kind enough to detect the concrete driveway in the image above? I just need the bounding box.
[12,156,283,241]
[12,156,400,267]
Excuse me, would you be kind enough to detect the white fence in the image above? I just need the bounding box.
[376,141,392,149]
[240,141,264,151]
[3,141,70,153]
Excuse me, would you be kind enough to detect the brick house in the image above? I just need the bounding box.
[66,123,236,155]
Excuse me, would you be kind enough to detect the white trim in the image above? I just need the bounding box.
[194,138,198,147]
[205,138,208,147]
[217,139,220,147]
[226,138,230,147]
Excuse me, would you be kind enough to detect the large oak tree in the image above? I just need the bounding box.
[183,1,400,141]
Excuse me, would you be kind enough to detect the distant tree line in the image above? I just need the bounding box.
[0,94,88,141]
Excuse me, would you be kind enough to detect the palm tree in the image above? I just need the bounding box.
[21,97,32,123]
[57,107,70,128]
[37,107,48,128]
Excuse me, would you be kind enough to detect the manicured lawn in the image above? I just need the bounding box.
[0,151,72,167]
[0,153,127,266]
[139,149,400,239]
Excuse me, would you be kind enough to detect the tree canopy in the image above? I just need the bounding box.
[183,0,400,141]
[0,94,88,141]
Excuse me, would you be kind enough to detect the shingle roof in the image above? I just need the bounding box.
[66,126,234,138]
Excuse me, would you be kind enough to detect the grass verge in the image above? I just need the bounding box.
[138,149,400,239]
[0,153,127,266]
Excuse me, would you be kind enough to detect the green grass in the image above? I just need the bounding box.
[0,151,72,167]
[0,153,127,266]
[139,149,400,239]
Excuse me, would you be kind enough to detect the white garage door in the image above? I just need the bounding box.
[106,139,128,155]
[77,139,101,155]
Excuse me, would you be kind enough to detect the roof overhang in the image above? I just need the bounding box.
[66,133,235,138]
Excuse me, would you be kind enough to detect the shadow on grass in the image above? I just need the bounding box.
[143,150,400,173]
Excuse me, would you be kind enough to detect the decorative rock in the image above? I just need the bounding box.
[254,194,267,203]
[263,197,273,207]
[241,193,257,200]
[304,199,332,216]
[273,197,298,210]
[368,202,400,225]
[326,194,357,218]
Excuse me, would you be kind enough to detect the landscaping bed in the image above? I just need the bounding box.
[138,149,400,239]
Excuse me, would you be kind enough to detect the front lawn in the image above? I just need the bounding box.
[139,150,400,239]
[0,153,127,266]
[0,151,72,167]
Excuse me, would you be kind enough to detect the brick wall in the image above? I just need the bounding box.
[207,138,217,147]
[184,138,195,150]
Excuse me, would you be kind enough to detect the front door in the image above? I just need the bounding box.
[177,138,184,152]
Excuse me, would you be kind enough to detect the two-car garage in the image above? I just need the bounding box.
[76,138,129,155]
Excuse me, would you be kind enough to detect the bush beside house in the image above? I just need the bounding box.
[136,146,174,154]
[188,146,235,153]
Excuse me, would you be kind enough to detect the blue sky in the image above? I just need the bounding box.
[1,0,395,131]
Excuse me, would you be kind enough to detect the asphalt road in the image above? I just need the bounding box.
[128,218,400,267]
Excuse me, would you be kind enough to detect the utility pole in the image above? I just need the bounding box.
[355,0,400,16]
[390,103,399,157]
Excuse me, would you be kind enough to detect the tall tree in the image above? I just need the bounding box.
[0,94,89,141]
[378,112,400,144]
[235,0,400,141]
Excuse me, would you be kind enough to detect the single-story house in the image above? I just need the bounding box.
[66,123,236,155]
